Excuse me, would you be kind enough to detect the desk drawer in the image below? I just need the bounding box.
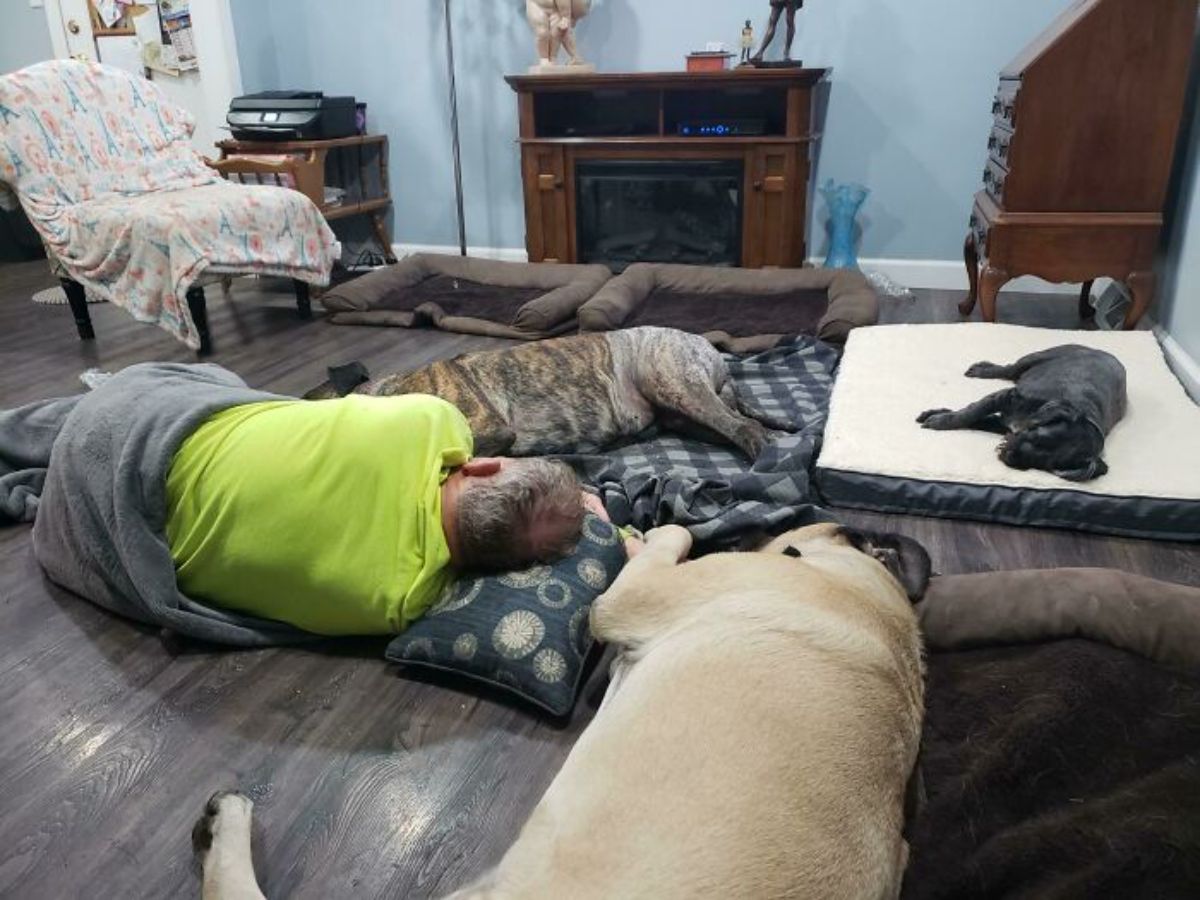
[982,158,1008,205]
[987,122,1014,169]
[969,203,990,255]
[990,79,1020,130]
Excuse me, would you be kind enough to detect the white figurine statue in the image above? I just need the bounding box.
[526,0,596,73]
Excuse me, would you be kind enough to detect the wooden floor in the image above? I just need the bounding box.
[1,259,1196,898]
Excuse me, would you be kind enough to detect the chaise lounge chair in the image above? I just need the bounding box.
[0,60,339,353]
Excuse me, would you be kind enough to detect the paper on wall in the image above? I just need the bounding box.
[97,34,144,77]
[95,0,122,27]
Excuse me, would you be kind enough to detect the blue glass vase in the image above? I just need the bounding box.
[820,180,870,269]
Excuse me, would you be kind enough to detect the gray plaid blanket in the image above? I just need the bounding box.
[558,337,840,551]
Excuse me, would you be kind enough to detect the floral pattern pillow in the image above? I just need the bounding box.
[385,515,625,715]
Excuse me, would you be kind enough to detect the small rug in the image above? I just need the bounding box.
[32,285,105,306]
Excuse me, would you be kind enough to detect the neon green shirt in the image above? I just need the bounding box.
[165,394,473,636]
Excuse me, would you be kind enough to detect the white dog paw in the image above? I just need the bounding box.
[645,524,694,561]
[192,790,254,856]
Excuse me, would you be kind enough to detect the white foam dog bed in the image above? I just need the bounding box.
[816,324,1200,540]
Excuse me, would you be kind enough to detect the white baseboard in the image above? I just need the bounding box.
[852,258,1103,295]
[393,243,529,263]
[393,245,1092,295]
[1154,325,1200,403]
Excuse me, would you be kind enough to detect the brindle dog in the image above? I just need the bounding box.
[306,327,788,458]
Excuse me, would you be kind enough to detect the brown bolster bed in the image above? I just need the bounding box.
[318,253,612,340]
[905,567,1200,898]
[577,262,879,351]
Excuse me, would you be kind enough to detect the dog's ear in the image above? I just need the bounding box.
[1025,400,1078,429]
[838,527,932,602]
[1053,457,1108,482]
[327,361,371,397]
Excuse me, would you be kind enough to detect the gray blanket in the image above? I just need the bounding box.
[556,338,839,550]
[1,362,313,647]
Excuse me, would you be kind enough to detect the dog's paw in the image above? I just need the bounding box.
[644,524,694,562]
[192,790,253,858]
[735,422,770,460]
[965,362,1004,379]
[917,409,957,430]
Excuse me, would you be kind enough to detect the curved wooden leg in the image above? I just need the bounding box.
[1123,271,1155,330]
[978,265,1010,324]
[1078,279,1095,320]
[958,232,980,317]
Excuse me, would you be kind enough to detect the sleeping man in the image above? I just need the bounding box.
[1,363,638,643]
[164,392,590,636]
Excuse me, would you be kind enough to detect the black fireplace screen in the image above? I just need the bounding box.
[576,159,743,269]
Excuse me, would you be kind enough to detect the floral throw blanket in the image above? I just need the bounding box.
[0,60,338,348]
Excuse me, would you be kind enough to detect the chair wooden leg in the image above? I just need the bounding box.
[60,278,95,340]
[958,231,980,317]
[186,285,213,356]
[978,264,1010,324]
[293,279,312,319]
[1078,280,1095,320]
[371,213,398,264]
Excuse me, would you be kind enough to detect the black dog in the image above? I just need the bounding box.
[916,344,1126,482]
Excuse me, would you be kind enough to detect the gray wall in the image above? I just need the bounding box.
[1159,30,1200,365]
[1,2,55,74]
[229,0,1074,260]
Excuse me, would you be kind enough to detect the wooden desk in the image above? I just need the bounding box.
[960,0,1198,329]
[212,134,397,263]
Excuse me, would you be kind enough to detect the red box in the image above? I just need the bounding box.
[687,53,733,73]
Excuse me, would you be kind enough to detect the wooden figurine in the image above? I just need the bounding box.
[753,0,803,65]
[739,20,755,65]
[526,0,596,73]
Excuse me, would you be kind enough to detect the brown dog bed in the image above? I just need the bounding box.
[318,253,612,340]
[906,567,1200,897]
[578,263,878,351]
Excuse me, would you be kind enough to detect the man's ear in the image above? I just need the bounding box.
[837,527,932,602]
[1053,457,1108,482]
[460,458,503,478]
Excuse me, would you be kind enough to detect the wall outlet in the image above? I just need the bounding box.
[29,0,45,8]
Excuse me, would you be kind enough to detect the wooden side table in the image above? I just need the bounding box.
[211,134,397,263]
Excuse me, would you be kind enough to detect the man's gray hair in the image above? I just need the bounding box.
[456,458,585,571]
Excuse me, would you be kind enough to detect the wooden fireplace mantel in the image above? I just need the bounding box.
[504,69,829,92]
[506,68,830,268]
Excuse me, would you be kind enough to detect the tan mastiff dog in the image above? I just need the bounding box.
[194,522,927,899]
